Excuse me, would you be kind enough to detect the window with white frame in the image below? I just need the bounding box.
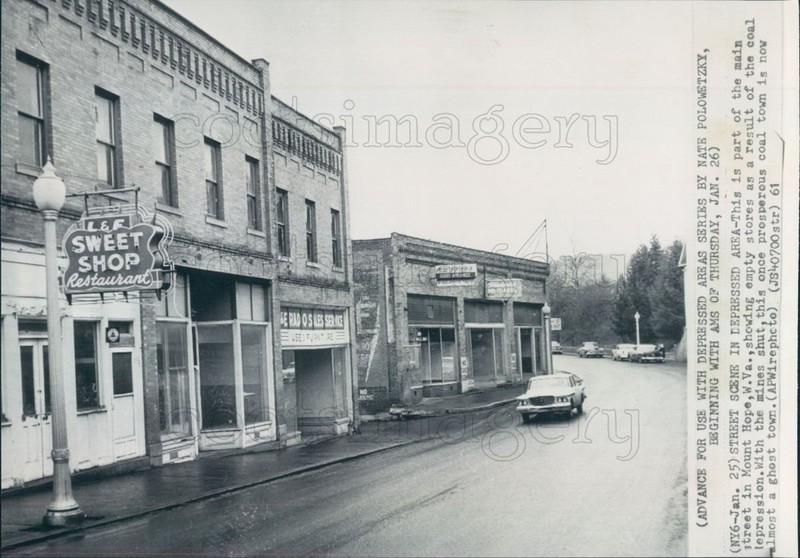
[305,199,317,262]
[154,115,176,206]
[276,189,289,256]
[331,209,342,268]
[95,89,119,187]
[16,53,48,169]
[246,157,261,230]
[204,138,222,219]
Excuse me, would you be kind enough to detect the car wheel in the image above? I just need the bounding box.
[521,414,530,424]
[576,401,584,414]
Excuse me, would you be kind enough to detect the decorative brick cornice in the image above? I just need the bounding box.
[48,0,264,117]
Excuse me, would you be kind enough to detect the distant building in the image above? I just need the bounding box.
[1,0,355,489]
[353,234,550,414]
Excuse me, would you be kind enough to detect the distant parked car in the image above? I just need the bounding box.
[516,372,586,422]
[628,343,666,363]
[551,341,563,354]
[577,341,604,358]
[612,343,637,361]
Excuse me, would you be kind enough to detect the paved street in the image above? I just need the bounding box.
[6,355,687,557]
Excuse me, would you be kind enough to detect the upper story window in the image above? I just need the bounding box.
[95,89,119,188]
[305,199,317,263]
[331,209,342,268]
[204,138,222,219]
[246,157,261,230]
[276,189,289,256]
[153,115,176,207]
[16,53,49,169]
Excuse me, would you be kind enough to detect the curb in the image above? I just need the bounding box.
[1,440,417,552]
[388,398,517,420]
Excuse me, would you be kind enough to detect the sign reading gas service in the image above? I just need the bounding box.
[62,210,173,295]
[280,307,349,348]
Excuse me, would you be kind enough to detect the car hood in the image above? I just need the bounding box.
[517,386,575,400]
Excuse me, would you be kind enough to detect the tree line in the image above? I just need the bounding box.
[548,236,685,349]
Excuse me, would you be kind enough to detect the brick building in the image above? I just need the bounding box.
[353,234,551,414]
[1,0,355,489]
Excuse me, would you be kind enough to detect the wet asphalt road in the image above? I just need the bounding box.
[8,355,687,557]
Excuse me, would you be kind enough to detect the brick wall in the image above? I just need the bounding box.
[2,0,270,262]
[352,240,393,413]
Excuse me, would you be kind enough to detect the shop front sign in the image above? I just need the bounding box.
[62,208,173,296]
[486,278,522,299]
[434,263,477,283]
[280,307,349,347]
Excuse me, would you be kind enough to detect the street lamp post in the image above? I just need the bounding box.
[33,159,84,527]
[543,303,553,375]
[634,311,641,347]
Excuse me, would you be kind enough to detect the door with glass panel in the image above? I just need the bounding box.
[195,322,237,430]
[110,349,137,459]
[18,340,53,481]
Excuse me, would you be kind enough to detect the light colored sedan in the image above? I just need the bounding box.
[628,344,666,363]
[577,341,604,358]
[612,343,637,361]
[516,372,586,422]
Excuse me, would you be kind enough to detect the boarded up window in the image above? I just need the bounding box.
[513,303,542,326]
[464,300,503,324]
[407,295,455,325]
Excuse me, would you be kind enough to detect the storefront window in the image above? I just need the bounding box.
[156,274,188,319]
[241,325,268,424]
[441,328,457,382]
[197,324,236,429]
[468,328,504,380]
[413,327,458,384]
[74,321,100,410]
[236,282,267,322]
[157,322,191,437]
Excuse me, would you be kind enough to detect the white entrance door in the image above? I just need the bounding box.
[18,340,54,482]
[110,350,137,460]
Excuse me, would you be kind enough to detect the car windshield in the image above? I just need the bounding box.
[583,343,598,347]
[530,376,570,389]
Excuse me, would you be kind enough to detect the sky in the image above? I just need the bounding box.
[163,0,694,269]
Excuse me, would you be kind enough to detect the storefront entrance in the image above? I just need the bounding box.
[516,327,535,378]
[18,336,53,483]
[288,348,349,435]
[186,270,275,451]
[280,306,352,438]
[467,328,504,385]
[465,300,506,388]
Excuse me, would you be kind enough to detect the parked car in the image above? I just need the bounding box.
[612,343,637,361]
[516,372,586,422]
[551,341,563,354]
[628,343,666,363]
[577,341,604,358]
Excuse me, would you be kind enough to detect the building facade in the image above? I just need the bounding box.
[1,0,355,489]
[353,234,551,414]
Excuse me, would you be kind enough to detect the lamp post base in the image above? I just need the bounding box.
[43,505,84,527]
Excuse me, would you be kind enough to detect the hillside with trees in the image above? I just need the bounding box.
[548,236,685,349]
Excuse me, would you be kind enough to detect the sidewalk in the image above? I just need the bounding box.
[1,385,520,551]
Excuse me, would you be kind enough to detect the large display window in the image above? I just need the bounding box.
[410,327,458,383]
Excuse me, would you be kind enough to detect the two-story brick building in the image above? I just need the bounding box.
[353,234,551,414]
[1,0,355,489]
